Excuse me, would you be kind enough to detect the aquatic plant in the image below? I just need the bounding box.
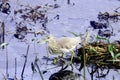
[108,44,120,63]
[96,36,120,63]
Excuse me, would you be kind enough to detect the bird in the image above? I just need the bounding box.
[41,34,81,64]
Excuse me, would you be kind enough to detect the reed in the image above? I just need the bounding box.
[21,45,30,80]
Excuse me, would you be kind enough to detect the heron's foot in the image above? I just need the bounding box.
[53,58,59,64]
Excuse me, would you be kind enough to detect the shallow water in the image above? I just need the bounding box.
[0,0,120,80]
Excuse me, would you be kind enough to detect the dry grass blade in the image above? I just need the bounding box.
[1,22,5,49]
[21,45,30,80]
[82,29,93,46]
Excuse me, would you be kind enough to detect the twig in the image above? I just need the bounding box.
[0,69,6,80]
[21,45,30,80]
[6,44,9,79]
[67,0,70,4]
[115,7,120,12]
[34,57,44,80]
[14,57,17,80]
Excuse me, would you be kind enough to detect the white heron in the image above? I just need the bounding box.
[41,34,81,63]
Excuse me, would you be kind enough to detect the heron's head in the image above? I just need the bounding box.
[46,34,55,41]
[39,34,56,44]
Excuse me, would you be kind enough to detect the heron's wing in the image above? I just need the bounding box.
[58,37,81,49]
[48,45,62,54]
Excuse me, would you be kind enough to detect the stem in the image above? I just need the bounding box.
[6,45,9,79]
[83,47,86,80]
[14,58,17,80]
[113,75,115,80]
[1,22,5,49]
[91,65,94,80]
[67,0,70,4]
[21,45,30,80]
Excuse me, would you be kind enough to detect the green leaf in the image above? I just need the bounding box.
[68,31,79,37]
[96,36,106,40]
[115,53,120,59]
[108,44,115,59]
[78,55,82,60]
[96,36,110,43]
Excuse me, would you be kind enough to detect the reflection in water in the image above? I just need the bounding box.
[87,64,109,80]
[49,70,82,80]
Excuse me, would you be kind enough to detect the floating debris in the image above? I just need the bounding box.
[90,21,108,29]
[98,11,120,22]
[98,29,113,38]
[14,5,48,24]
[14,26,28,40]
[0,2,11,14]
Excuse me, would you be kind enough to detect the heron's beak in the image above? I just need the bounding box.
[38,39,48,45]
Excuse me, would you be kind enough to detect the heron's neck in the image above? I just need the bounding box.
[48,38,58,46]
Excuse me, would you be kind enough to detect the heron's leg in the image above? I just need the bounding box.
[70,50,75,63]
[53,53,64,64]
[60,52,64,58]
[67,50,75,65]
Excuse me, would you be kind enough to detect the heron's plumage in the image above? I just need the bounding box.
[45,35,81,54]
